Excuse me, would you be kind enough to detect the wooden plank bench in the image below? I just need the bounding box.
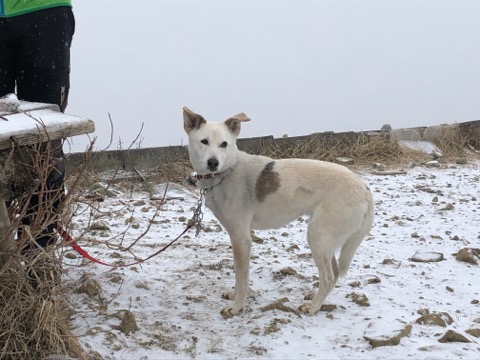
[0,95,95,267]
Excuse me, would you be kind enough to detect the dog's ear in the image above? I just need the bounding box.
[225,112,250,136]
[183,106,206,134]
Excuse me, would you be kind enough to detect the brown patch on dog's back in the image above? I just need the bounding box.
[256,161,281,202]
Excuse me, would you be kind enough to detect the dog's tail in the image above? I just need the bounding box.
[337,193,374,277]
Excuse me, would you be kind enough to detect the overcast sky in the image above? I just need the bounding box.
[67,0,480,152]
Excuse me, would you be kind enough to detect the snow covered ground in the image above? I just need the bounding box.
[62,161,480,359]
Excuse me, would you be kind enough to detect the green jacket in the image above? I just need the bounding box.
[0,0,72,17]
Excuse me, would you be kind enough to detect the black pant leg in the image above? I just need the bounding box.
[15,7,75,112]
[0,17,19,96]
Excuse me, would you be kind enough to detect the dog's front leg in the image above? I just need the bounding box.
[220,229,251,318]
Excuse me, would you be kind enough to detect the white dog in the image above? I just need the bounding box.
[183,107,374,318]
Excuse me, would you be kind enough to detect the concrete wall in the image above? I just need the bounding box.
[66,119,480,173]
[67,145,189,173]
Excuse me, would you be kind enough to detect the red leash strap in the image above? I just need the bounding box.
[56,225,119,267]
[56,223,194,267]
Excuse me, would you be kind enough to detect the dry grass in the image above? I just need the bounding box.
[257,132,430,165]
[0,254,85,360]
[429,124,480,158]
[0,140,90,360]
[149,156,192,185]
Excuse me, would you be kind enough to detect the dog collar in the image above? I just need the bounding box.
[195,173,215,180]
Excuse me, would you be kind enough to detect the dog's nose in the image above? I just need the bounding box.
[207,158,219,171]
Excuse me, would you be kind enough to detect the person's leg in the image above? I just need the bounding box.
[16,7,75,111]
[20,140,66,248]
[0,18,22,259]
[15,7,75,249]
[0,17,18,97]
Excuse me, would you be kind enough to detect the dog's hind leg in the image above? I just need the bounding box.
[301,197,373,315]
[299,217,339,315]
[220,227,252,318]
[338,201,373,277]
[337,231,365,277]
[299,250,337,315]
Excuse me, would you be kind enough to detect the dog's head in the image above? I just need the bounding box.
[183,107,250,175]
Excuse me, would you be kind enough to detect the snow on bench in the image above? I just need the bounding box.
[0,94,94,150]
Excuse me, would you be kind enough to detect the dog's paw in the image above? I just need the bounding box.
[221,291,235,300]
[298,303,318,315]
[220,304,243,319]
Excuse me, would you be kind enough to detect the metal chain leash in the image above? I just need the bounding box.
[189,188,205,237]
[57,181,210,267]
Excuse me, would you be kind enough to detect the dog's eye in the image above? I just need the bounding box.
[220,141,228,148]
[201,139,209,145]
